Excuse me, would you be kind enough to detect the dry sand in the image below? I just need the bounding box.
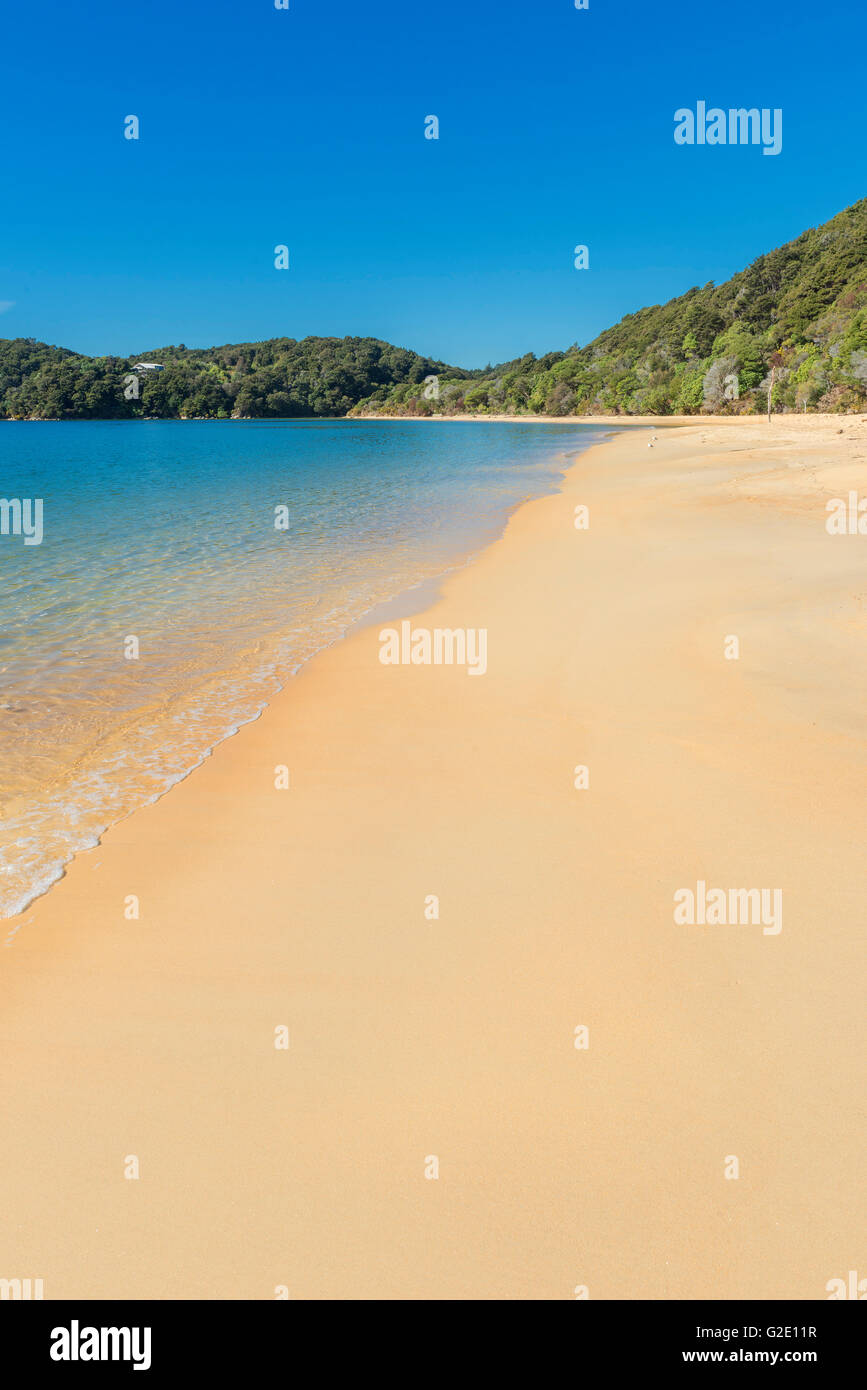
[2,416,865,1300]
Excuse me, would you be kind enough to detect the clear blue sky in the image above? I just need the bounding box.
[0,0,863,366]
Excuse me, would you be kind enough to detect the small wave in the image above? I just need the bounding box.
[0,425,598,919]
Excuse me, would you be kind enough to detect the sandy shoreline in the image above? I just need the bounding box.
[1,416,865,1299]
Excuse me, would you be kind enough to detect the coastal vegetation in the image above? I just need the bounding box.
[0,337,457,421]
[353,197,867,418]
[2,199,865,420]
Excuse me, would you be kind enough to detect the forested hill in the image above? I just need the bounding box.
[352,197,867,417]
[2,199,866,420]
[0,337,465,421]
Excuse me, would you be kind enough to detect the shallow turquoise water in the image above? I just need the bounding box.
[0,418,606,916]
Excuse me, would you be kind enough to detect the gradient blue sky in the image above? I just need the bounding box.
[1,0,863,366]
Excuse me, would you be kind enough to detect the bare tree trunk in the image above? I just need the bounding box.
[767,365,776,423]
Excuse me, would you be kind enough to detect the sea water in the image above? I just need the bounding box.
[0,418,605,916]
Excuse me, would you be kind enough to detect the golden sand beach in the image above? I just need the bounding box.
[1,416,864,1300]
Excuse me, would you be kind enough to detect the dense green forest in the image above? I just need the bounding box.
[0,337,462,421]
[2,199,865,421]
[353,197,867,417]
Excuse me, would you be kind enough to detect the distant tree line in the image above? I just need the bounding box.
[0,337,464,421]
[2,199,865,421]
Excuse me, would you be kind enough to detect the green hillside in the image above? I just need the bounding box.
[2,198,865,420]
[0,336,462,421]
[353,197,867,417]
